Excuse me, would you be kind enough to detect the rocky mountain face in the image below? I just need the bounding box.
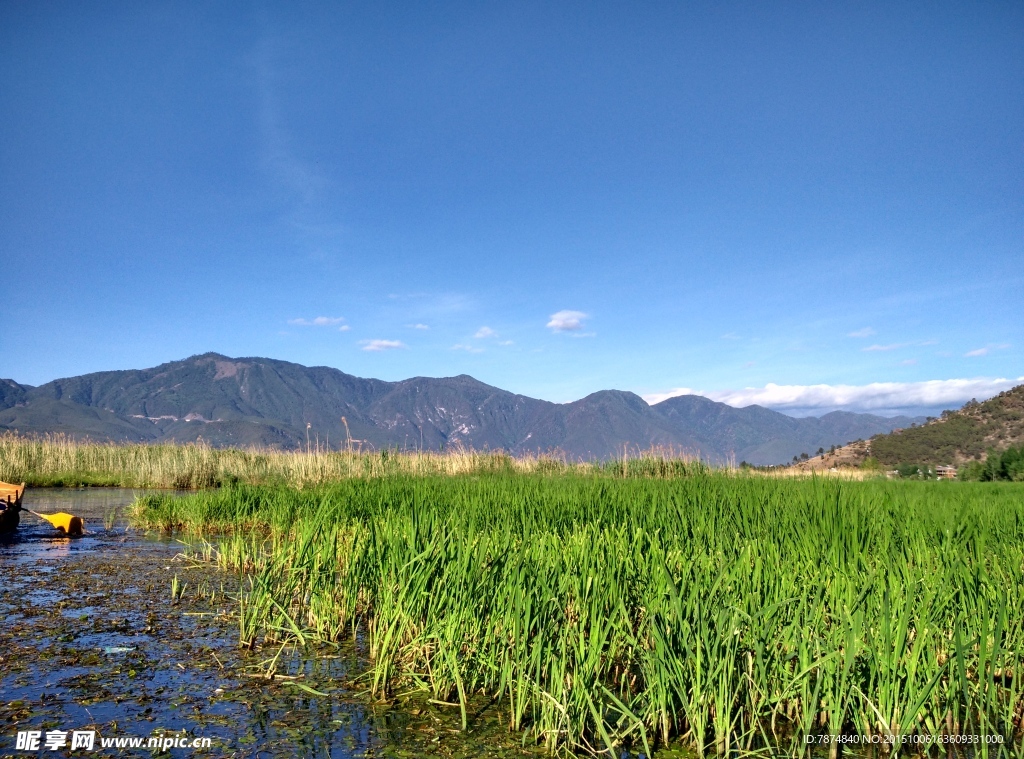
[0,353,923,464]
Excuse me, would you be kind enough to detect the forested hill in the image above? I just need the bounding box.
[869,384,1024,465]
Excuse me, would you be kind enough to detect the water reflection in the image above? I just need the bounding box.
[0,487,544,758]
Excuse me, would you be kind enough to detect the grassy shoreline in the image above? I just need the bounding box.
[0,432,885,489]
[0,432,723,489]
[134,474,1024,757]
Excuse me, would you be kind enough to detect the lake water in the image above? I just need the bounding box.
[0,488,551,758]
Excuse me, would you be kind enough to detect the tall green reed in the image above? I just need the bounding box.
[134,474,1024,757]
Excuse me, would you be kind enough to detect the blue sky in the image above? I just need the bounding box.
[2,2,1021,415]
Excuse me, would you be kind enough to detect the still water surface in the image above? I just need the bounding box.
[1,489,552,758]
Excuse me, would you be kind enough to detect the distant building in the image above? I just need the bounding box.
[936,465,957,479]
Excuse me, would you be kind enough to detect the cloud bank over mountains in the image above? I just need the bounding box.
[643,377,1024,416]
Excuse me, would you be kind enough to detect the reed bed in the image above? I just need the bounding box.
[134,474,1024,757]
[2,432,711,488]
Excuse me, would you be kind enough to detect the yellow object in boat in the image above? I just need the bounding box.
[28,510,85,536]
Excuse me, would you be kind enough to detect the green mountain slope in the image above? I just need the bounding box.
[870,384,1024,465]
[0,379,28,407]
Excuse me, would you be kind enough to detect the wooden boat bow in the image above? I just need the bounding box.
[0,481,26,534]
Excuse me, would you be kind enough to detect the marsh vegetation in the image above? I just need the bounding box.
[0,433,708,489]
[133,474,1024,757]
[1,489,546,758]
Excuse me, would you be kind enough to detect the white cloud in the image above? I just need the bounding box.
[863,339,943,352]
[359,339,405,352]
[848,327,876,338]
[644,387,699,405]
[408,323,430,330]
[547,310,588,332]
[498,340,514,346]
[862,343,909,352]
[643,377,1024,414]
[474,326,497,339]
[452,343,484,353]
[288,316,346,327]
[966,344,1010,357]
[721,332,740,340]
[338,325,351,332]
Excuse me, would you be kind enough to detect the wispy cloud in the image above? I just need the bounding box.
[848,327,876,338]
[966,343,1010,357]
[474,326,497,339]
[254,38,327,214]
[389,292,474,314]
[288,316,346,327]
[862,343,909,352]
[643,377,1024,414]
[359,339,405,352]
[452,343,484,353]
[721,332,740,340]
[863,339,942,352]
[407,323,430,330]
[547,310,589,333]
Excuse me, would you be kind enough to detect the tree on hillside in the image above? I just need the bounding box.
[960,444,1024,481]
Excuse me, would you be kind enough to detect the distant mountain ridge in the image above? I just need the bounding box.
[0,353,924,465]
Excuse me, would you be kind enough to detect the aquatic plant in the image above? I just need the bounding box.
[135,474,1024,757]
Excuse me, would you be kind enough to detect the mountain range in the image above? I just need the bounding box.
[0,353,925,465]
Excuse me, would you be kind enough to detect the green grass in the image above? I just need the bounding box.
[133,474,1024,757]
